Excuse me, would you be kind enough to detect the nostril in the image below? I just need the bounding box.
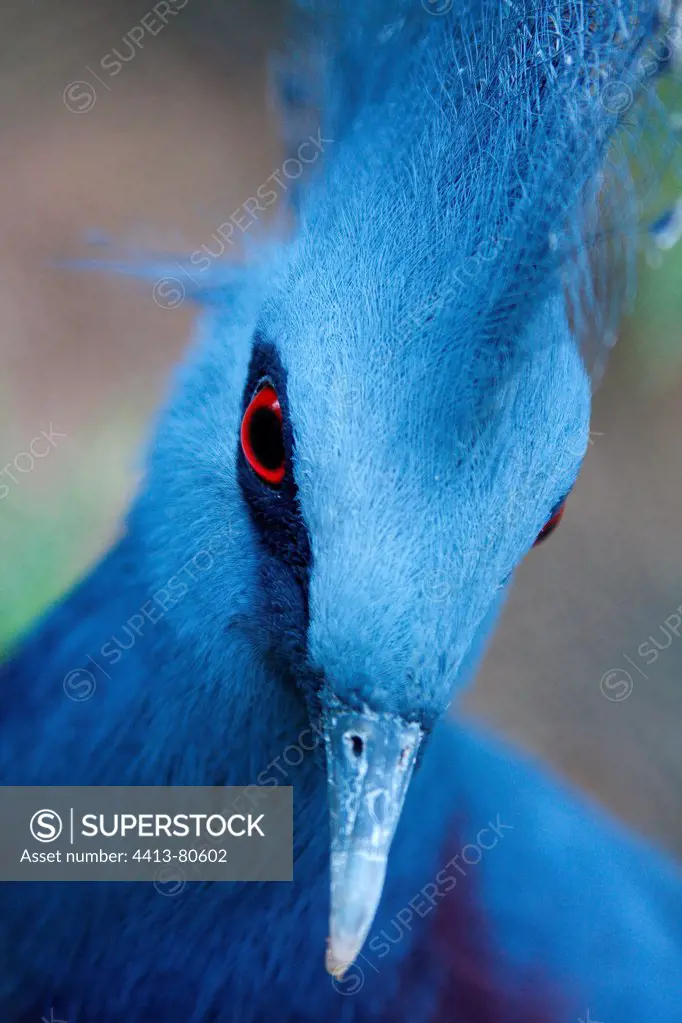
[350,734,364,758]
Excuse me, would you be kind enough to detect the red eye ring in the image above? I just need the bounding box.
[240,384,286,486]
[533,501,566,547]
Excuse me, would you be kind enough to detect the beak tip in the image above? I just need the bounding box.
[325,945,350,978]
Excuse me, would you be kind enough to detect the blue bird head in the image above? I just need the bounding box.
[128,0,675,977]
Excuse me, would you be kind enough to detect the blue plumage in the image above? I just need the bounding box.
[1,1,681,1020]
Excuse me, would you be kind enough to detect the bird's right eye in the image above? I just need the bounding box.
[240,384,286,486]
[533,499,566,546]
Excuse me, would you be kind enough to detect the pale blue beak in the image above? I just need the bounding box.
[322,697,423,976]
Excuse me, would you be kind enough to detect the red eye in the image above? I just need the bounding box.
[240,385,286,485]
[533,501,566,547]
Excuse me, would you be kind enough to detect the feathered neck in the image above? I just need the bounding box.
[1,528,323,804]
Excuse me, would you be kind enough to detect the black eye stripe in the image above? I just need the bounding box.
[237,335,312,576]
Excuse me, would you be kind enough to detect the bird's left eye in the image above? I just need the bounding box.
[240,384,286,485]
[533,500,566,546]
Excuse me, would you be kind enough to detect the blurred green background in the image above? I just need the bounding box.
[0,0,681,855]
